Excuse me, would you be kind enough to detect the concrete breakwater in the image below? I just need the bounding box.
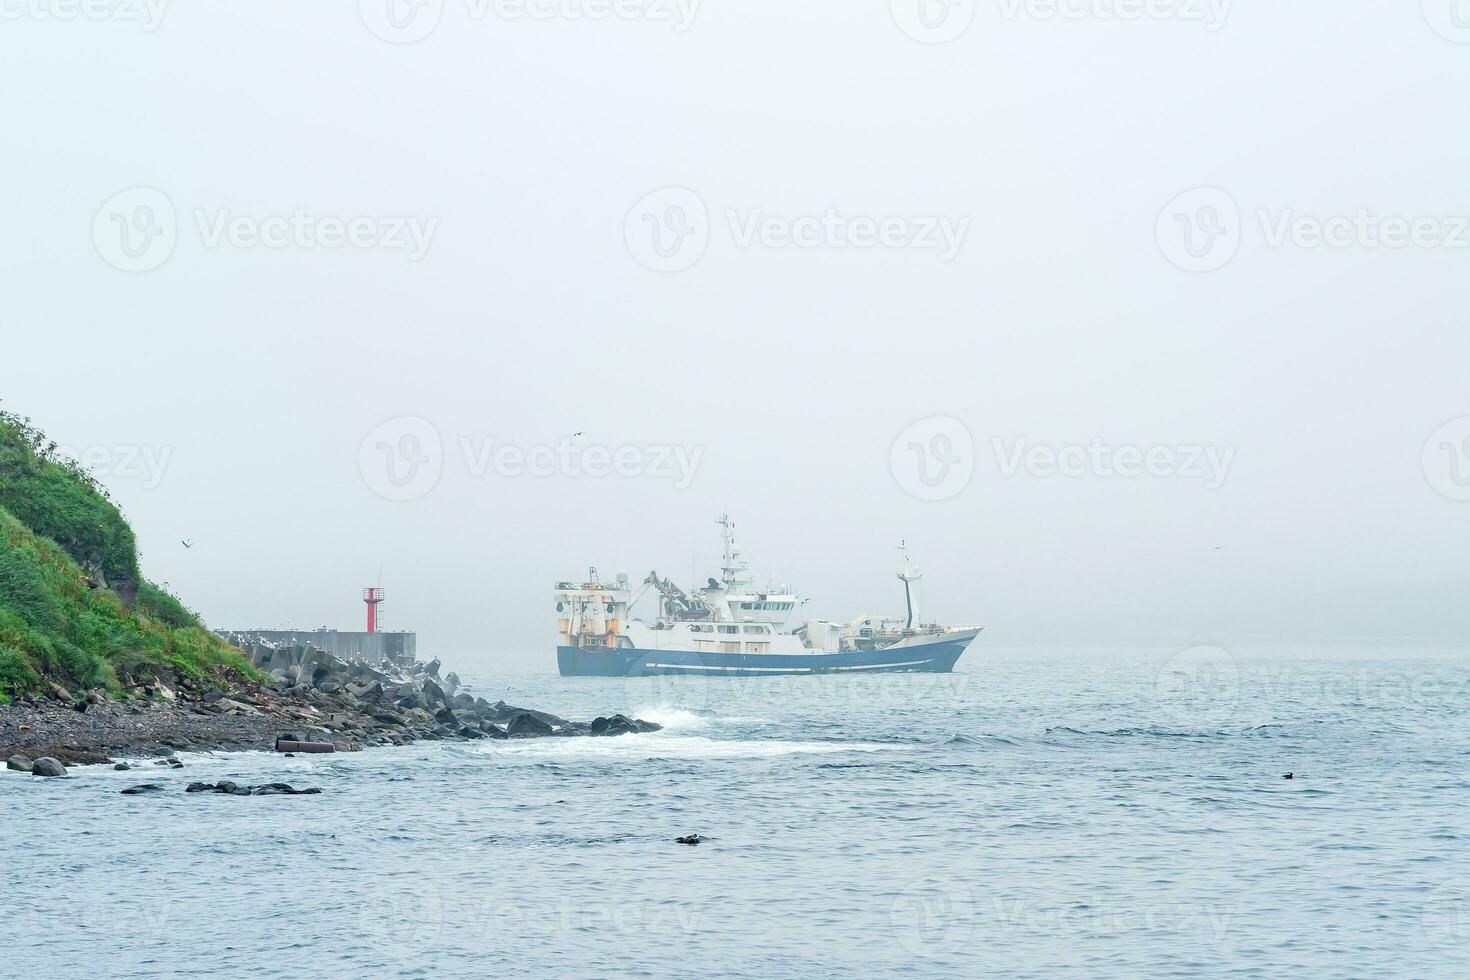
[218,628,417,669]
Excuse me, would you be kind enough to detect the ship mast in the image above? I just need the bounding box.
[896,540,922,630]
[717,513,750,591]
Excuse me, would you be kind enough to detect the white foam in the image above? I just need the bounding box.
[628,706,710,731]
[474,733,893,761]
[630,706,770,730]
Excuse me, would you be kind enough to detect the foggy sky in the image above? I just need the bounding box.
[3,2,1467,670]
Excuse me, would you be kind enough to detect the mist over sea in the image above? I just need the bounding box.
[6,645,1469,979]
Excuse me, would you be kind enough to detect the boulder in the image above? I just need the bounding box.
[113,762,131,771]
[490,702,568,728]
[421,678,447,707]
[7,754,33,773]
[506,712,555,738]
[317,682,341,694]
[120,784,165,795]
[31,757,67,777]
[346,680,382,700]
[480,723,508,740]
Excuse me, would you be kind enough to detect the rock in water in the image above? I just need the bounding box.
[113,762,131,771]
[120,784,165,795]
[31,757,67,778]
[186,780,321,796]
[6,754,33,773]
[251,783,323,796]
[591,714,664,737]
[676,834,706,845]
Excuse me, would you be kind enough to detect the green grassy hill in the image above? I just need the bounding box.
[0,411,252,702]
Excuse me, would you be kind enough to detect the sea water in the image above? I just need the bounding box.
[4,645,1469,978]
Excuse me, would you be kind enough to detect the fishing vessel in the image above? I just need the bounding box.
[556,515,982,677]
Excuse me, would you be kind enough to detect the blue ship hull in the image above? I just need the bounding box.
[557,636,974,677]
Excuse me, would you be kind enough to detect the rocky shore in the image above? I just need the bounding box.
[0,649,659,774]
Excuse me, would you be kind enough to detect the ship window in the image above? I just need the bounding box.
[742,625,768,634]
[740,602,752,609]
[718,625,739,634]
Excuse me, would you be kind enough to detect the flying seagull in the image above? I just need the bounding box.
[181,538,194,549]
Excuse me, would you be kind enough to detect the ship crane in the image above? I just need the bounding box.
[642,570,711,621]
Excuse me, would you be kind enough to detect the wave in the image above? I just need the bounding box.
[1040,724,1300,741]
[944,733,1020,747]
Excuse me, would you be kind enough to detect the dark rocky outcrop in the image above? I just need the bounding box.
[3,642,663,761]
[31,756,67,777]
[186,781,322,796]
[6,754,32,772]
[120,783,164,794]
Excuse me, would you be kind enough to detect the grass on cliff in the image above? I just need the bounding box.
[0,411,255,700]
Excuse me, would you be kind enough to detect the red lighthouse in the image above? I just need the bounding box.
[363,587,385,633]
